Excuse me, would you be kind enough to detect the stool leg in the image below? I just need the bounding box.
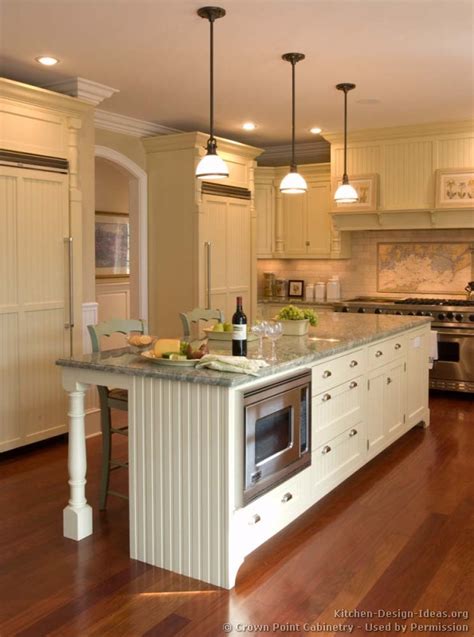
[98,393,112,511]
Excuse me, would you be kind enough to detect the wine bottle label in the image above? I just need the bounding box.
[232,324,247,340]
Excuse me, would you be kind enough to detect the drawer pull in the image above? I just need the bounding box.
[387,377,392,384]
[249,514,261,525]
[349,381,358,389]
[349,360,358,368]
[281,492,293,503]
[349,428,358,437]
[394,343,401,350]
[322,393,332,402]
[322,370,332,378]
[375,350,383,357]
[250,470,262,483]
[322,445,332,455]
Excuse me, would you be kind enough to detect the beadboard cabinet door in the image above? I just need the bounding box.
[0,167,70,451]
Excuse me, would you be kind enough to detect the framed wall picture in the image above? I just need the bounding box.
[95,211,130,278]
[435,168,474,209]
[332,173,378,212]
[288,279,304,298]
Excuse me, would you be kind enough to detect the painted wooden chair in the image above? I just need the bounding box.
[179,308,224,339]
[87,318,147,510]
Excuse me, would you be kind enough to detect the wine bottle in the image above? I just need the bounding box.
[232,296,247,356]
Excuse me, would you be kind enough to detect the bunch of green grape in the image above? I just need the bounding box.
[276,305,318,327]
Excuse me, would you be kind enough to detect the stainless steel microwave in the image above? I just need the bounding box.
[243,370,311,504]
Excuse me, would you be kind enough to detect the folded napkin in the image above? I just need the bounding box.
[195,354,269,376]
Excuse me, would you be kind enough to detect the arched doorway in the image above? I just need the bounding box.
[94,146,148,327]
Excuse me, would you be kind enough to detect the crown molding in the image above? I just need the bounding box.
[0,77,92,115]
[143,131,263,159]
[323,120,474,145]
[42,77,119,106]
[258,141,330,166]
[94,109,181,137]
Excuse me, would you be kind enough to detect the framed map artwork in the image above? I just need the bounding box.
[95,211,130,278]
[377,242,472,294]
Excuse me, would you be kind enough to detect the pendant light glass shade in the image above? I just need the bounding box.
[280,168,308,194]
[334,82,358,204]
[280,52,307,194]
[196,6,229,180]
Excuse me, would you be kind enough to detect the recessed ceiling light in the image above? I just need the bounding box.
[242,122,256,131]
[310,127,322,134]
[35,56,59,66]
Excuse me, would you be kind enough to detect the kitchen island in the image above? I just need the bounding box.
[57,314,431,589]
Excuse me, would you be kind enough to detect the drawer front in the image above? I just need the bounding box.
[312,349,366,395]
[313,423,366,498]
[368,335,406,369]
[232,470,308,556]
[312,376,363,449]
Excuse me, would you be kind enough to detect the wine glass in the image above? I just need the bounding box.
[266,321,283,362]
[251,321,268,359]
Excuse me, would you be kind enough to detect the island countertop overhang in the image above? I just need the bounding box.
[56,314,432,388]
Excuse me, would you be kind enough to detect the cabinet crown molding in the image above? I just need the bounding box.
[0,77,93,115]
[94,109,180,137]
[42,77,119,106]
[324,120,474,145]
[144,131,263,160]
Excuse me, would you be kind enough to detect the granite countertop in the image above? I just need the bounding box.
[57,314,431,388]
[258,297,339,306]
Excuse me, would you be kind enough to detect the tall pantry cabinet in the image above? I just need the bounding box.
[144,133,262,336]
[0,78,91,451]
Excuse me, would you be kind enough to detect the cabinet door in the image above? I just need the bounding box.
[306,182,331,255]
[406,328,429,427]
[0,167,69,451]
[281,193,307,255]
[367,368,386,457]
[255,183,274,257]
[384,360,406,442]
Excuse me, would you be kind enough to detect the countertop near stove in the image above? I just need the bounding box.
[57,313,431,388]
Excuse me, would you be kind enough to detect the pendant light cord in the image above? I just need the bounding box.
[291,59,296,170]
[209,16,214,142]
[343,87,348,180]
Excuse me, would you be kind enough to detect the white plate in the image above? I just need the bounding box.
[140,351,198,367]
[203,327,257,341]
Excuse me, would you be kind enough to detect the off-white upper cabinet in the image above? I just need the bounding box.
[325,121,474,230]
[255,163,350,259]
[144,132,262,336]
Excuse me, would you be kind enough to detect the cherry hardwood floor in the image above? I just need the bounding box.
[1,392,473,636]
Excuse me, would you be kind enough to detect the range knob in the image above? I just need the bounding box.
[395,311,403,315]
[469,314,474,322]
[447,312,455,320]
[357,307,366,313]
[455,313,464,322]
[375,308,383,314]
[416,310,425,316]
[437,312,446,320]
[426,312,433,317]
[341,306,349,312]
[408,311,415,316]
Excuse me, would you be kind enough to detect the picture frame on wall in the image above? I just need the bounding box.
[434,168,474,209]
[288,280,305,298]
[331,173,378,212]
[95,211,130,278]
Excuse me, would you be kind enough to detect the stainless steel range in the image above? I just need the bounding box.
[334,296,474,393]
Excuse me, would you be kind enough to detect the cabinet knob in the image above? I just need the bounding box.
[322,393,332,402]
[349,381,358,389]
[387,377,392,384]
[349,360,358,367]
[394,343,401,350]
[305,240,310,247]
[349,428,358,437]
[322,445,332,455]
[375,350,383,357]
[322,370,332,378]
[248,514,261,525]
[281,492,293,503]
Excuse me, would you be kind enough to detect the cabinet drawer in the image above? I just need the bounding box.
[312,349,366,394]
[232,469,309,556]
[313,423,366,498]
[312,376,363,449]
[368,335,406,370]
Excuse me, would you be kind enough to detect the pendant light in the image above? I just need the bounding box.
[334,83,359,203]
[279,53,307,194]
[195,6,229,180]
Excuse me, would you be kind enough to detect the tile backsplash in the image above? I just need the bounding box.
[258,229,474,300]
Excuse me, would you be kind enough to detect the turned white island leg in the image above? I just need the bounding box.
[62,379,93,540]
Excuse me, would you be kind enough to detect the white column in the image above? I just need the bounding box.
[63,381,93,540]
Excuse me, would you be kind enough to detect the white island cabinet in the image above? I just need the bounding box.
[57,314,430,589]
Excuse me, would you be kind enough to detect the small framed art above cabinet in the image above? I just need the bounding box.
[255,163,351,259]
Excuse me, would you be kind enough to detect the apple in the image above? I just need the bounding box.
[223,322,232,332]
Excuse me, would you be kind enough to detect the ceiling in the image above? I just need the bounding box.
[2,0,473,147]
